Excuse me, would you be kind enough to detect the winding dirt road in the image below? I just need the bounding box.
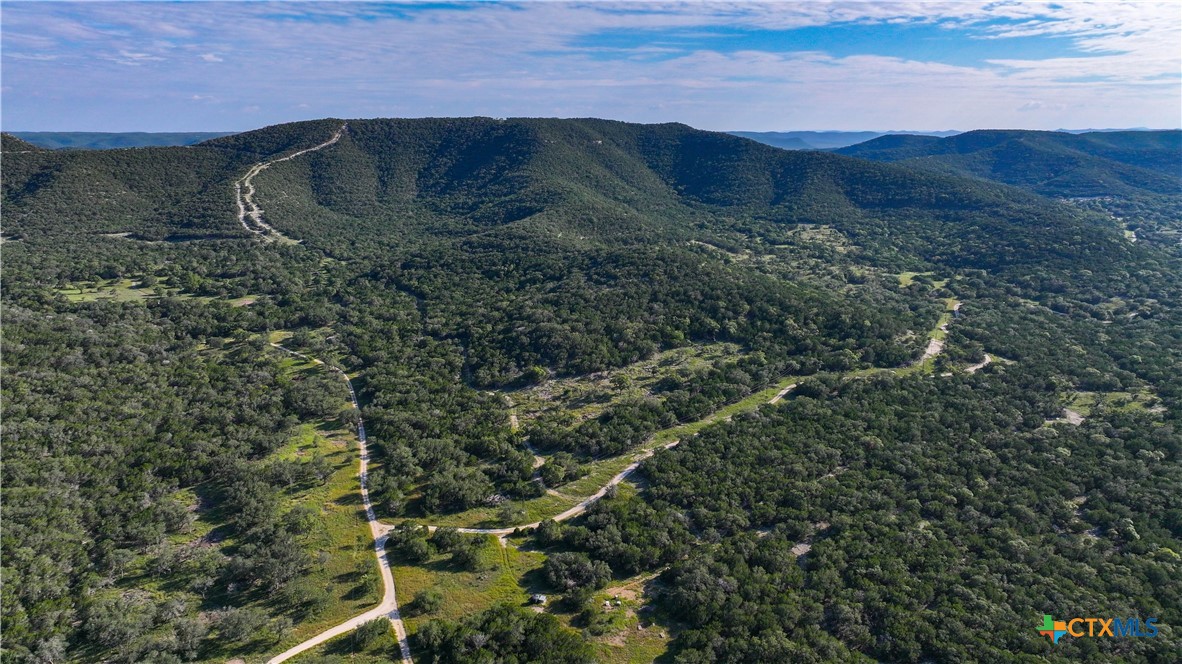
[966,353,992,373]
[411,439,682,537]
[502,395,544,469]
[919,300,961,362]
[236,124,347,242]
[768,383,799,404]
[266,343,412,664]
[414,298,970,536]
[414,380,806,537]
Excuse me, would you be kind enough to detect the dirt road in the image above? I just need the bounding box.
[266,343,412,664]
[236,125,346,242]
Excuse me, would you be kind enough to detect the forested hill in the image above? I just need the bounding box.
[2,133,45,152]
[835,129,1182,198]
[2,118,1140,271]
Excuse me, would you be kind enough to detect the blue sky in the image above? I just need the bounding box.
[2,1,1179,132]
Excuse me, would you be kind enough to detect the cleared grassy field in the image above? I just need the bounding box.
[584,586,673,664]
[394,535,545,632]
[509,342,741,424]
[897,271,926,287]
[289,534,547,662]
[56,277,259,307]
[419,492,580,529]
[1067,388,1161,417]
[59,277,163,302]
[252,423,384,661]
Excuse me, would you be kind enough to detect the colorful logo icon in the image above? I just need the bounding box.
[1039,615,1068,644]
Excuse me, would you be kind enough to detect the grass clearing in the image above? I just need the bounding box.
[898,271,950,291]
[393,535,545,633]
[929,298,959,342]
[510,342,741,424]
[1067,389,1160,417]
[254,423,384,659]
[584,592,673,664]
[790,224,851,251]
[58,278,165,302]
[897,271,928,287]
[289,536,550,663]
[419,493,581,529]
[545,563,673,664]
[55,277,260,308]
[288,632,397,664]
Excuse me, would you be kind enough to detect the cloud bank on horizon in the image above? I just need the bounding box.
[2,1,1179,132]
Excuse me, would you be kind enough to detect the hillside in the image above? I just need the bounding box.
[1,133,45,152]
[2,118,1180,663]
[836,129,1182,198]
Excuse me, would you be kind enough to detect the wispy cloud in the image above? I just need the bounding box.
[108,49,166,66]
[1018,100,1067,112]
[1,1,1177,131]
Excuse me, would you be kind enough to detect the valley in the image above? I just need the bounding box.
[2,119,1179,663]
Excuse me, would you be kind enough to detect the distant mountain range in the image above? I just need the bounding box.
[18,129,914,151]
[9,131,236,150]
[729,128,1178,152]
[11,126,1175,155]
[833,129,1181,199]
[728,130,961,150]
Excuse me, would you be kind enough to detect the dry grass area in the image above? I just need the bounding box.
[509,342,741,425]
[1066,388,1162,417]
[557,569,674,664]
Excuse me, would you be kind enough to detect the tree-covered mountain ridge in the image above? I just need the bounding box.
[835,128,1182,198]
[3,117,1142,269]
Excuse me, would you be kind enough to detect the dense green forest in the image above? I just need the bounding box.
[2,118,1179,662]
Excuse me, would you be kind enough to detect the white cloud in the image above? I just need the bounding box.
[5,53,60,61]
[1018,100,1067,112]
[1,1,1177,131]
[108,49,165,66]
